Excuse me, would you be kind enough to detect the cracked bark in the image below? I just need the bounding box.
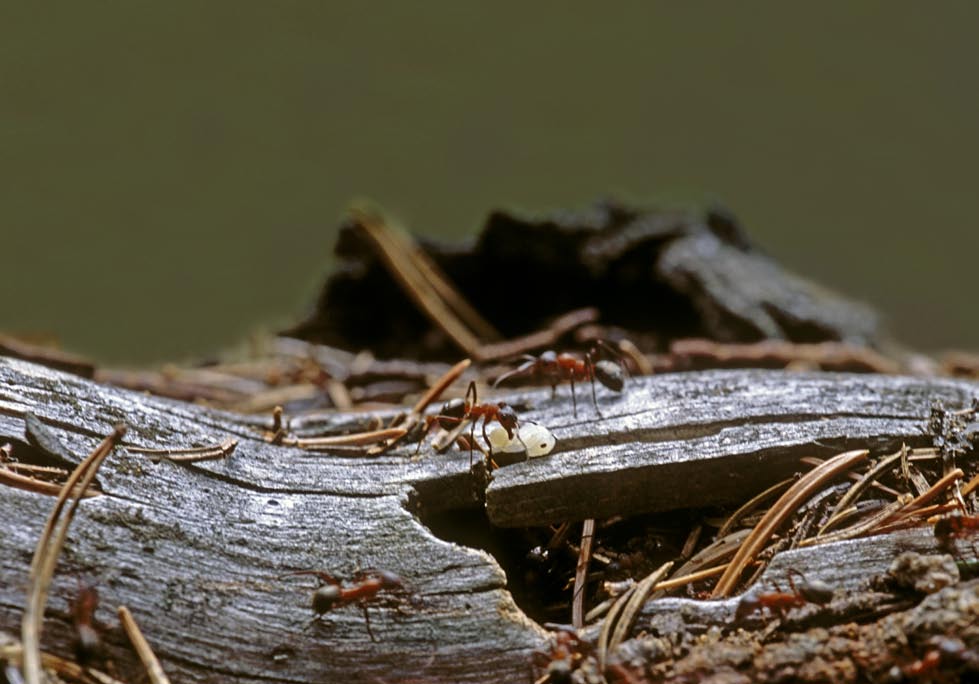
[1,356,978,682]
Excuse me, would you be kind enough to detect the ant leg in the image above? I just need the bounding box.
[785,569,801,596]
[362,604,376,642]
[469,420,477,467]
[550,383,557,400]
[482,418,491,456]
[585,352,603,418]
[413,416,437,456]
[569,377,578,418]
[515,422,528,452]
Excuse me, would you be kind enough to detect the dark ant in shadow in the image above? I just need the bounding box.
[71,582,103,665]
[735,569,834,621]
[493,341,627,418]
[278,569,405,642]
[934,513,979,544]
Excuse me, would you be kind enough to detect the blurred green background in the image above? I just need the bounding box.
[2,3,976,365]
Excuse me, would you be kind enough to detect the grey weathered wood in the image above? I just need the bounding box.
[0,357,543,684]
[485,369,978,526]
[2,356,978,683]
[622,527,979,638]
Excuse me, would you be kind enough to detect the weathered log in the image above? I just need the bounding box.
[286,201,883,359]
[2,356,978,683]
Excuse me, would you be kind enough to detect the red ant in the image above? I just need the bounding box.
[898,635,977,680]
[493,342,626,418]
[423,380,526,467]
[734,569,834,621]
[279,568,404,642]
[934,513,979,542]
[532,628,592,684]
[71,583,102,665]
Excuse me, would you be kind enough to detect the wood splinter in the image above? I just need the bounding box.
[126,438,238,463]
[118,605,172,684]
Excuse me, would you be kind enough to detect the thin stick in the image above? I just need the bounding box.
[386,219,502,343]
[668,529,751,582]
[903,468,964,510]
[0,468,100,498]
[474,308,600,362]
[652,562,729,592]
[711,449,869,598]
[127,437,238,462]
[819,447,907,535]
[118,605,172,684]
[355,210,487,357]
[596,583,636,673]
[411,358,471,416]
[616,338,653,376]
[800,496,911,547]
[716,478,793,539]
[572,519,595,629]
[961,470,979,498]
[325,379,354,411]
[608,561,673,651]
[284,428,407,449]
[22,425,126,684]
[0,642,127,684]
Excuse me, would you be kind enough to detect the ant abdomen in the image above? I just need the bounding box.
[437,399,467,430]
[312,585,342,615]
[593,360,625,392]
[797,578,834,604]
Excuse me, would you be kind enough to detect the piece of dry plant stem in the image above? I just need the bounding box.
[0,641,126,684]
[118,605,172,684]
[572,519,595,629]
[712,448,869,598]
[284,428,407,449]
[21,424,126,684]
[597,561,673,671]
[127,437,238,462]
[819,446,908,534]
[716,477,793,539]
[354,209,492,357]
[0,468,100,499]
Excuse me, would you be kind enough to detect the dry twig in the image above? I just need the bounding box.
[712,449,870,597]
[572,519,595,629]
[354,209,496,357]
[118,605,172,684]
[597,561,673,671]
[126,437,238,463]
[21,425,126,684]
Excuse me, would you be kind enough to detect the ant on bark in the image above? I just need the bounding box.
[934,513,979,543]
[71,583,103,665]
[895,635,978,680]
[734,569,834,621]
[279,568,405,642]
[420,380,526,467]
[493,341,627,418]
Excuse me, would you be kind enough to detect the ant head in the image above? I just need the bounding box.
[593,360,625,392]
[540,350,558,364]
[496,403,519,438]
[438,398,467,430]
[312,584,342,615]
[934,517,954,539]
